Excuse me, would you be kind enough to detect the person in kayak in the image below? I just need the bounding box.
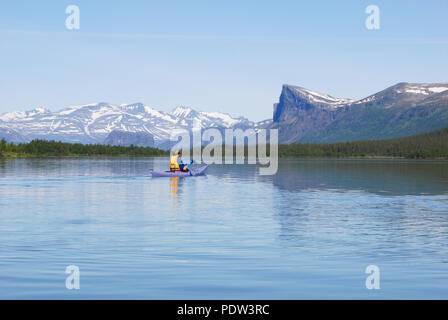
[169,149,192,172]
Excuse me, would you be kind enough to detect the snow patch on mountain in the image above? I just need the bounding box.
[428,87,448,93]
[170,106,195,118]
[0,107,51,121]
[394,83,448,95]
[286,85,354,109]
[0,103,256,148]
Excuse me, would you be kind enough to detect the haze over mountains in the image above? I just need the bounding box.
[1,82,447,148]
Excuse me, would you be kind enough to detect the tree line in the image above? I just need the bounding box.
[0,139,168,157]
[2,126,448,159]
[277,126,448,159]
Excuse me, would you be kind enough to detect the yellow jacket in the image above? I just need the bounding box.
[169,155,180,171]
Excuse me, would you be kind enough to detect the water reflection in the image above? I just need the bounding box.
[265,159,448,262]
[2,158,448,197]
[1,157,448,298]
[169,177,185,211]
[0,157,164,178]
[268,159,448,196]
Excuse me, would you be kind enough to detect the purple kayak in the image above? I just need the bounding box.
[151,165,208,178]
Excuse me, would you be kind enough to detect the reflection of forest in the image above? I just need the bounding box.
[266,160,448,261]
[269,159,448,196]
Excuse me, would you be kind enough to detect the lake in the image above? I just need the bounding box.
[0,158,447,299]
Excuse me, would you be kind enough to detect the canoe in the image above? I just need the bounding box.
[151,165,208,178]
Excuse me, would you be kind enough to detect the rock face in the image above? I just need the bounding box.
[103,130,155,147]
[271,83,448,143]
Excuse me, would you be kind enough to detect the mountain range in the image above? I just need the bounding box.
[1,82,447,148]
[0,103,270,149]
[271,82,448,143]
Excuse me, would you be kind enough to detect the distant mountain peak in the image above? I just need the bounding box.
[352,82,448,107]
[0,107,51,122]
[120,102,144,108]
[0,102,255,147]
[33,107,51,114]
[394,83,448,95]
[119,102,148,114]
[282,84,354,107]
[273,81,448,143]
[170,106,195,118]
[57,102,107,115]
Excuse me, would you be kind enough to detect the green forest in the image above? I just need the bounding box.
[0,139,168,157]
[278,126,448,159]
[1,125,448,159]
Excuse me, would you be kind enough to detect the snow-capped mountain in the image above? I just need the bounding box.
[351,82,448,107]
[0,103,266,148]
[281,85,354,109]
[272,82,448,143]
[4,82,445,148]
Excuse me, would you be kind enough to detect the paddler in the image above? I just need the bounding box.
[169,149,192,172]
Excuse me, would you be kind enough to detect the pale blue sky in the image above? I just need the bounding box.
[0,0,447,121]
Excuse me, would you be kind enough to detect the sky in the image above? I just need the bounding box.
[0,0,447,121]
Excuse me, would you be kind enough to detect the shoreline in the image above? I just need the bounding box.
[0,153,168,159]
[2,153,448,161]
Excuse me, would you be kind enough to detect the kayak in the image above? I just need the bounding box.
[151,165,208,178]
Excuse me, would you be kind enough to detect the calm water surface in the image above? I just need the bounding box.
[0,158,447,299]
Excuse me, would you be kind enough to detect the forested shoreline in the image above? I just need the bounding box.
[0,139,168,157]
[278,126,448,159]
[1,125,448,159]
